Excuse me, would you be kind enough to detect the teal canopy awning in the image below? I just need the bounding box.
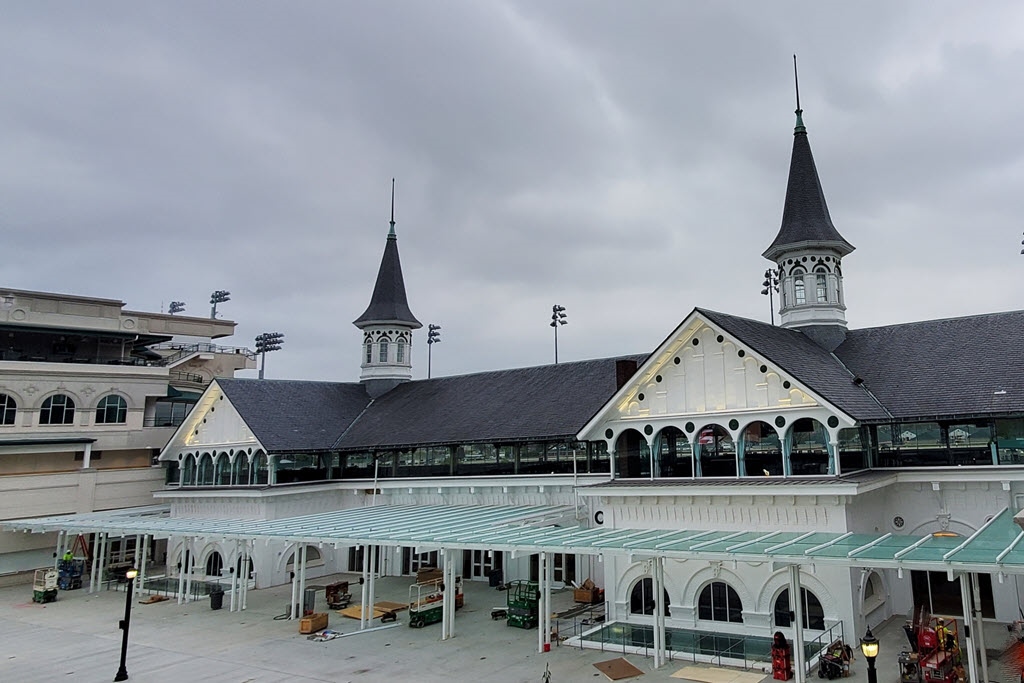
[6,505,1024,576]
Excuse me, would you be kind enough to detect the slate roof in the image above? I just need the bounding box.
[353,234,421,328]
[835,311,1024,420]
[217,379,369,452]
[334,355,648,450]
[763,113,854,261]
[698,309,891,421]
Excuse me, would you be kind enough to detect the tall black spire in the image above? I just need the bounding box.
[353,180,421,329]
[762,57,854,262]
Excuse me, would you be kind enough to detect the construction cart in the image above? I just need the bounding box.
[408,576,463,628]
[33,568,58,603]
[506,580,539,629]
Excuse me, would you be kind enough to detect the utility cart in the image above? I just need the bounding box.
[506,580,539,629]
[32,568,58,603]
[408,576,463,628]
[325,581,352,609]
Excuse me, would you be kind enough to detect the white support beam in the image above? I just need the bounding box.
[789,565,806,683]
[970,572,990,683]
[959,573,979,683]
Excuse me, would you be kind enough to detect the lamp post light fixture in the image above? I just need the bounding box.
[761,268,780,326]
[168,301,186,315]
[860,627,879,683]
[427,324,441,379]
[209,290,231,319]
[551,305,567,364]
[254,332,284,380]
[113,568,139,681]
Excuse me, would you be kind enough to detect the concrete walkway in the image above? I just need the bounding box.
[0,574,1015,683]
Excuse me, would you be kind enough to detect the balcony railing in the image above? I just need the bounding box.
[151,342,256,366]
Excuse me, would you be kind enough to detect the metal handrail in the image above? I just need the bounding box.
[151,342,256,365]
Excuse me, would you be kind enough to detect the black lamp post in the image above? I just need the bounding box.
[861,626,879,683]
[551,305,567,364]
[427,324,441,379]
[114,568,139,681]
[254,332,284,380]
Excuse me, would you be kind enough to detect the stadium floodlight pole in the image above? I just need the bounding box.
[209,290,231,319]
[761,268,780,326]
[255,332,284,380]
[427,324,441,379]
[168,301,186,315]
[551,305,567,364]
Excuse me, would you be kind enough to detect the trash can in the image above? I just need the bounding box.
[488,569,503,588]
[210,586,224,610]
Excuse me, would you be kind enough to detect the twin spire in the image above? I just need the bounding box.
[353,179,421,330]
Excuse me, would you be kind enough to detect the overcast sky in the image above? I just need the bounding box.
[4,2,1024,382]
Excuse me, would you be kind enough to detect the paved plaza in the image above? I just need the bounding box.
[0,573,1015,683]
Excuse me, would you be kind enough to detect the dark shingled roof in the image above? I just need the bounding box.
[698,309,890,421]
[353,234,421,329]
[835,311,1024,420]
[217,379,369,452]
[335,355,647,450]
[763,115,854,261]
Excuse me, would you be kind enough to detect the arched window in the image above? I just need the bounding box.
[698,581,743,623]
[40,394,75,425]
[814,267,828,303]
[793,269,806,305]
[95,394,127,424]
[364,343,372,364]
[396,341,405,364]
[205,551,223,577]
[0,393,16,425]
[379,340,389,363]
[774,587,825,630]
[629,577,671,615]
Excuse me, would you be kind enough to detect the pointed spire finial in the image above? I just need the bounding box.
[389,178,396,237]
[793,54,806,134]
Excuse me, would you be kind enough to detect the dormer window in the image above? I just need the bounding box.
[793,268,806,305]
[378,340,389,363]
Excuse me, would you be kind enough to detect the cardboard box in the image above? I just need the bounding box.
[574,578,603,604]
[299,612,329,634]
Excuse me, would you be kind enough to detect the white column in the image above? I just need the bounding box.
[54,530,64,569]
[537,553,546,653]
[652,557,665,668]
[137,534,149,599]
[545,551,554,651]
[789,565,806,683]
[441,549,453,641]
[360,546,370,629]
[299,544,305,618]
[184,538,194,603]
[239,541,248,611]
[959,574,979,683]
[99,533,110,591]
[288,548,299,622]
[81,442,92,469]
[176,540,187,604]
[229,540,238,612]
[971,573,990,683]
[367,545,377,624]
[89,533,101,593]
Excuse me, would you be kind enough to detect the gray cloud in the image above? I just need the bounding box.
[3,1,1023,381]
